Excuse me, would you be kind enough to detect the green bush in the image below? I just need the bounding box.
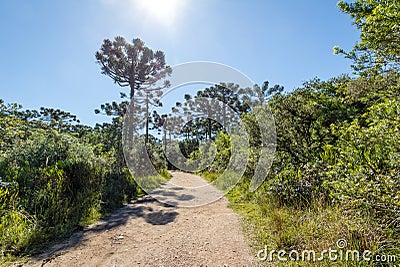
[101,167,138,211]
[0,209,36,256]
[0,129,108,254]
[268,165,316,207]
[323,99,400,218]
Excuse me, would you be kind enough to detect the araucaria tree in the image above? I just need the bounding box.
[95,36,171,143]
[96,36,171,99]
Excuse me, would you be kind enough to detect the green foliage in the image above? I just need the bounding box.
[0,209,36,256]
[335,0,400,73]
[0,101,141,257]
[101,167,137,211]
[185,141,217,171]
[228,189,385,267]
[0,129,105,253]
[247,77,352,207]
[208,71,400,261]
[323,98,400,218]
[95,36,171,99]
[268,165,316,208]
[178,138,199,159]
[146,136,168,171]
[213,132,231,172]
[0,104,28,153]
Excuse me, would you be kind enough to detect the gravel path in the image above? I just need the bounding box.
[26,171,255,266]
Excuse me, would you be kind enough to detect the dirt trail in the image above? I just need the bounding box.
[26,171,255,266]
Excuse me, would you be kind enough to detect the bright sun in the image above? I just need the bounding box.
[135,0,184,26]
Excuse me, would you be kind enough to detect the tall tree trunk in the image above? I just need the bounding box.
[126,83,135,150]
[208,118,212,140]
[163,125,167,152]
[145,95,149,144]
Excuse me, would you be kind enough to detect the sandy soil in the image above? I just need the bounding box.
[25,171,255,267]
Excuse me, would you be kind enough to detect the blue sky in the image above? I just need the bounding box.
[0,0,359,126]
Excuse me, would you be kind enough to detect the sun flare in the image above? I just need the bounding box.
[135,0,184,26]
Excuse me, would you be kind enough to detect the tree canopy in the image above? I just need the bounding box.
[334,0,400,73]
[95,36,171,99]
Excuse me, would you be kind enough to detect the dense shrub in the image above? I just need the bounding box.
[323,99,400,218]
[0,124,143,256]
[0,129,107,254]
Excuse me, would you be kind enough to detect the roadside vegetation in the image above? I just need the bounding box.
[199,1,400,266]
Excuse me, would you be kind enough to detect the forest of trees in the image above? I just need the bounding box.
[0,0,399,265]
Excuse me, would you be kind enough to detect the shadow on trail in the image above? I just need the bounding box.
[30,172,206,264]
[31,195,182,263]
[145,210,178,225]
[89,198,180,231]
